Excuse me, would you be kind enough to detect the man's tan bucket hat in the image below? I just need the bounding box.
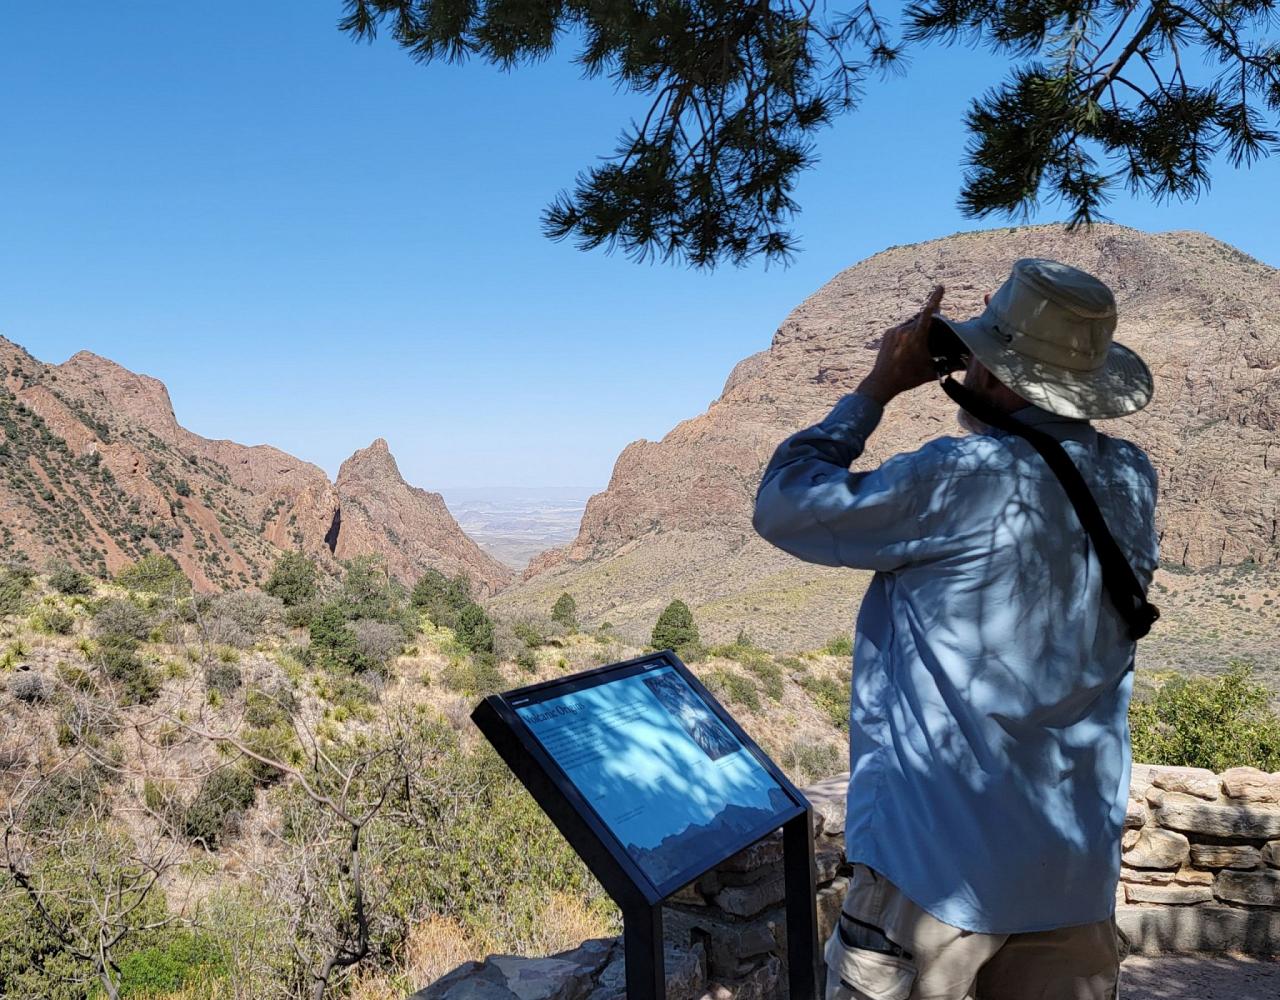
[936,258,1153,419]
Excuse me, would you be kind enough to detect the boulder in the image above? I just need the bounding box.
[1156,792,1280,840]
[416,939,617,1000]
[1149,766,1222,801]
[1263,841,1280,869]
[1214,869,1280,908]
[586,942,705,1000]
[1124,798,1148,829]
[1122,828,1190,870]
[1188,844,1260,870]
[1220,767,1280,804]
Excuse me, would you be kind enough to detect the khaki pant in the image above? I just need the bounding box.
[824,865,1120,1000]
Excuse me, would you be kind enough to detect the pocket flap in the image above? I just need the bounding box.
[824,932,916,1000]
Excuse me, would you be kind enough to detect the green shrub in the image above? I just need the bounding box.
[183,767,257,848]
[338,555,399,622]
[99,642,160,705]
[238,722,299,785]
[455,603,495,655]
[651,599,700,652]
[203,661,242,696]
[116,554,191,596]
[0,566,34,616]
[263,550,318,607]
[551,592,578,629]
[411,569,474,630]
[512,619,548,649]
[25,766,106,831]
[777,739,844,785]
[308,602,360,671]
[706,669,760,711]
[48,560,94,596]
[92,598,152,644]
[799,670,849,730]
[1129,662,1280,771]
[709,637,784,700]
[823,634,853,657]
[441,654,505,696]
[243,687,291,729]
[114,930,225,998]
[32,605,75,635]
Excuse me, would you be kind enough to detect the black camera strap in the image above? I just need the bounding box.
[940,376,1160,641]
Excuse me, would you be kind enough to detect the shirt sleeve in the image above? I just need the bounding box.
[752,393,926,571]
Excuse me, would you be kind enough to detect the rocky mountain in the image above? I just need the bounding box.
[0,337,511,595]
[499,225,1280,653]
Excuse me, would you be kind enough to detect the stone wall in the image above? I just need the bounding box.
[412,766,1280,1000]
[1118,763,1280,954]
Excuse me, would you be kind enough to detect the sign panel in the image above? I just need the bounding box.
[506,654,797,894]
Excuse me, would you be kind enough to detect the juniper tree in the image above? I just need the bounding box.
[341,0,1280,267]
[651,598,700,651]
[550,592,578,629]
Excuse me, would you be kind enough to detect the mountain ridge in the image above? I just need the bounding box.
[499,224,1280,652]
[0,335,511,595]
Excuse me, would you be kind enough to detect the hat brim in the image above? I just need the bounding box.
[938,315,1154,420]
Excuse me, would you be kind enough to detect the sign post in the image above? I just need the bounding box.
[471,650,819,1000]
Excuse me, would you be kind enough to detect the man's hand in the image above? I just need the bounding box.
[856,285,946,407]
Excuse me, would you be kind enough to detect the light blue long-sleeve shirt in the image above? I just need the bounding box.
[754,392,1159,934]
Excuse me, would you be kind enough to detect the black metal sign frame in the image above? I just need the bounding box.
[471,649,818,1000]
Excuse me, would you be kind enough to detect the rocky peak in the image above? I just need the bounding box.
[331,437,513,596]
[337,438,403,486]
[55,349,182,445]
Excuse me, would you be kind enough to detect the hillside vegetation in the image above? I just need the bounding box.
[0,557,855,1000]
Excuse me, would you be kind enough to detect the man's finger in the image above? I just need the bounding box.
[916,285,945,331]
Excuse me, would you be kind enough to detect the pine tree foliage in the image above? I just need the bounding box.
[341,1,1279,265]
[341,0,900,266]
[909,0,1280,227]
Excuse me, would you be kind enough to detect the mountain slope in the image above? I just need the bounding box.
[499,225,1280,651]
[0,337,511,595]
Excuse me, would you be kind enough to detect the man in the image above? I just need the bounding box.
[753,259,1158,1000]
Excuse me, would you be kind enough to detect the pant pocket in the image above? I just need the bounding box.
[824,928,917,1000]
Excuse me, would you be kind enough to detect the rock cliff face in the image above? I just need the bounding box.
[0,337,511,594]
[501,225,1280,649]
[331,439,511,596]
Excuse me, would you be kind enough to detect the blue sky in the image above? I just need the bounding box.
[2,4,1276,492]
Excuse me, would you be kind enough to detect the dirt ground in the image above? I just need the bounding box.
[1122,955,1280,999]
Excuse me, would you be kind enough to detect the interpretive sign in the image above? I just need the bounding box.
[472,651,819,1000]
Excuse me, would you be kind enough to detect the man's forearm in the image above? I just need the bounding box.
[855,374,899,408]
